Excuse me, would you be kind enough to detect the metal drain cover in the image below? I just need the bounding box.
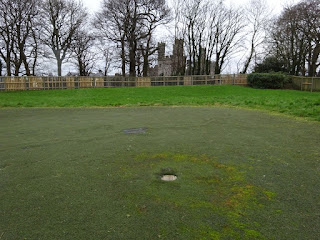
[161,175,177,181]
[123,127,147,134]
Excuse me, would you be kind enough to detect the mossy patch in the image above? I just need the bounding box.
[1,107,319,239]
[131,153,275,239]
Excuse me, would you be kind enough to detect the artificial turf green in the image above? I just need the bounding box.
[0,107,319,239]
[0,85,319,121]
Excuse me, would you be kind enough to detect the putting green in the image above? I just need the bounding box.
[0,107,319,239]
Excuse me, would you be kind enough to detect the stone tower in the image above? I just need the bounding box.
[172,39,186,76]
[173,39,184,58]
[158,42,165,61]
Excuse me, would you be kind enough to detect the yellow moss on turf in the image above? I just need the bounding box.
[132,153,276,239]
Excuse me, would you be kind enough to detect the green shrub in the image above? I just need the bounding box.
[247,73,289,89]
[254,56,287,73]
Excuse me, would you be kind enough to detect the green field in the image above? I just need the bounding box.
[0,85,319,121]
[0,86,320,239]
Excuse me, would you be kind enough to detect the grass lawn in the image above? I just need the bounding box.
[0,85,319,121]
[0,106,319,240]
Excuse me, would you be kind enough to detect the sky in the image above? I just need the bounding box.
[78,0,302,75]
[82,0,301,14]
[82,0,301,44]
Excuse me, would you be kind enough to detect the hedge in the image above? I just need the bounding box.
[247,73,288,89]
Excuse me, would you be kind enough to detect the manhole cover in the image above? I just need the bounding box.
[161,175,178,181]
[123,127,147,134]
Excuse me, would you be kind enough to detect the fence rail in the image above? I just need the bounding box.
[292,76,320,92]
[2,74,318,92]
[0,74,248,91]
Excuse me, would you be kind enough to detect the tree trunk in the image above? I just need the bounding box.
[14,62,21,76]
[129,40,137,77]
[121,36,126,77]
[21,52,31,76]
[215,53,221,74]
[197,47,201,75]
[57,59,62,76]
[78,58,84,76]
[142,54,149,77]
[6,50,11,76]
[310,43,320,77]
[142,36,152,77]
[129,52,136,76]
[6,62,11,76]
[242,42,255,74]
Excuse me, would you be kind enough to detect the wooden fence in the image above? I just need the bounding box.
[0,74,248,91]
[292,76,320,92]
[1,75,320,92]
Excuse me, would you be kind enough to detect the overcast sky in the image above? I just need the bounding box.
[80,0,301,74]
[82,0,301,14]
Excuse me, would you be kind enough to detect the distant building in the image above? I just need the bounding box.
[66,71,78,76]
[149,39,186,76]
[186,47,215,75]
[90,70,104,77]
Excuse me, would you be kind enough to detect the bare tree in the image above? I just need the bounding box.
[94,35,116,76]
[29,19,41,76]
[175,0,208,75]
[0,0,13,76]
[139,0,171,76]
[172,0,184,39]
[211,5,245,74]
[299,0,320,76]
[268,0,320,76]
[124,0,171,77]
[271,3,308,75]
[71,30,96,76]
[175,0,245,75]
[40,0,87,76]
[241,0,271,73]
[94,0,171,77]
[94,0,130,76]
[101,48,114,76]
[0,0,39,76]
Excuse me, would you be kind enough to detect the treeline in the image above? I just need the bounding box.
[257,0,320,76]
[0,0,89,76]
[0,0,319,77]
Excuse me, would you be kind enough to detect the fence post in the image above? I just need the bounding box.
[26,76,29,90]
[42,77,45,90]
[5,74,300,91]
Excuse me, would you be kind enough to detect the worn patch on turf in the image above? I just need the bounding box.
[132,153,276,239]
[123,127,147,134]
